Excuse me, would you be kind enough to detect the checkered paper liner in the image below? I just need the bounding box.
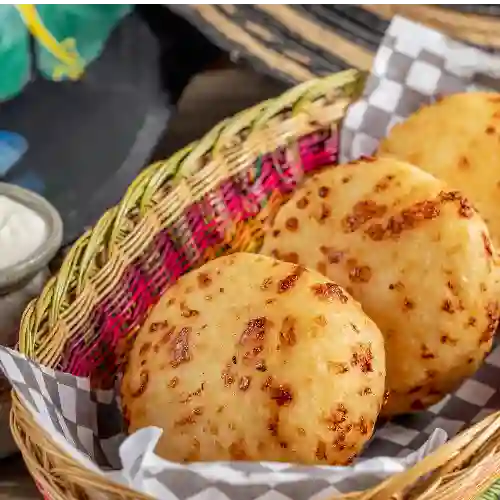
[341,16,500,162]
[3,16,500,500]
[3,338,500,499]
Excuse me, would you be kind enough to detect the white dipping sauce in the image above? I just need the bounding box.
[0,195,47,270]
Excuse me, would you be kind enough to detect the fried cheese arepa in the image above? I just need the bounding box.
[379,92,500,249]
[122,253,386,465]
[261,157,499,417]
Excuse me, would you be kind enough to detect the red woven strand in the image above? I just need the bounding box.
[58,127,338,382]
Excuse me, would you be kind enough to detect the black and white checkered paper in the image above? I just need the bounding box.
[3,16,500,500]
[4,339,500,499]
[341,16,500,162]
[0,345,449,500]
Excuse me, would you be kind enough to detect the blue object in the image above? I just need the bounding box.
[0,131,28,176]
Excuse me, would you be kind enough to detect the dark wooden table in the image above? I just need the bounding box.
[0,456,39,499]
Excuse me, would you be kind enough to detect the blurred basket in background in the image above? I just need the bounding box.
[168,5,500,84]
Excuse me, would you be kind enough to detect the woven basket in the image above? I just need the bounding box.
[10,70,500,500]
[168,5,500,84]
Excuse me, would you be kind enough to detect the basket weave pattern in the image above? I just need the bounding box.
[18,71,356,382]
[11,70,500,500]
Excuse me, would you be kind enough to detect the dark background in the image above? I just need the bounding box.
[0,6,221,244]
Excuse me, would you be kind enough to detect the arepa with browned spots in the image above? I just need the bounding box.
[261,157,500,417]
[379,92,500,249]
[121,252,385,465]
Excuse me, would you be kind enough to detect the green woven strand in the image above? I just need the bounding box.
[478,478,500,500]
[254,155,263,182]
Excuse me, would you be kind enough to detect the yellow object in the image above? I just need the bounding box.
[15,4,83,80]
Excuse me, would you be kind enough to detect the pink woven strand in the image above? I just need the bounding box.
[59,127,338,380]
[184,203,220,262]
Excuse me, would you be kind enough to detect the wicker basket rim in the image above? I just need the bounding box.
[18,69,359,364]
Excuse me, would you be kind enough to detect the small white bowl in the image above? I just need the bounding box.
[0,183,62,458]
[0,182,63,293]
